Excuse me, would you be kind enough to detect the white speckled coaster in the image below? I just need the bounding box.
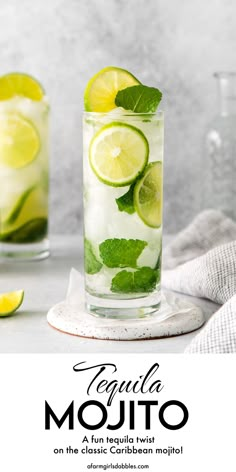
[47,292,204,341]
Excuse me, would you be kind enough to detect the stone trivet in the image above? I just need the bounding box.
[47,293,204,341]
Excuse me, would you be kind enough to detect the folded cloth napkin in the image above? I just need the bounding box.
[162,210,236,353]
[163,209,236,270]
[185,295,236,353]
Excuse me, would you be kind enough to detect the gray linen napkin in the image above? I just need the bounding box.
[185,295,236,353]
[162,210,236,353]
[163,209,236,270]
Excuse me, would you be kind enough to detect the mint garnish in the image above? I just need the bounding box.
[116,184,135,214]
[111,267,159,293]
[115,84,162,113]
[99,238,147,268]
[84,239,102,274]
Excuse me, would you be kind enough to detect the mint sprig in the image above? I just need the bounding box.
[99,238,147,268]
[116,184,135,214]
[111,267,159,293]
[115,84,162,113]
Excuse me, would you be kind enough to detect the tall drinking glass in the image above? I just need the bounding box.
[83,111,163,318]
[0,95,49,259]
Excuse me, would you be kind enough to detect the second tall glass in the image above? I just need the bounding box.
[0,92,49,260]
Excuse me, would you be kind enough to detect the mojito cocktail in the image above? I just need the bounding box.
[83,67,163,318]
[0,73,49,259]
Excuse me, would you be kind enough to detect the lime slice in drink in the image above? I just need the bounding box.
[89,122,149,187]
[0,218,48,244]
[0,114,40,168]
[2,186,35,225]
[134,161,163,228]
[1,186,48,237]
[84,66,140,112]
[0,290,24,317]
[0,72,44,101]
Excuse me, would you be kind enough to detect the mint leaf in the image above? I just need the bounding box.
[116,184,135,214]
[111,270,133,293]
[115,84,162,113]
[134,267,160,292]
[99,238,147,268]
[111,267,159,293]
[84,239,102,274]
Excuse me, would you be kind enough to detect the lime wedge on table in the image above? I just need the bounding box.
[0,72,44,101]
[0,290,24,317]
[134,161,163,228]
[84,66,140,112]
[89,122,149,187]
[0,114,40,168]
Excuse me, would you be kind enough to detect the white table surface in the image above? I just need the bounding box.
[0,235,219,353]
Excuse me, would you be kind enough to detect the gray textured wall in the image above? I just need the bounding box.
[0,0,235,233]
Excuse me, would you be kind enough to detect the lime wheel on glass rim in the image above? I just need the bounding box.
[0,72,45,101]
[84,66,140,112]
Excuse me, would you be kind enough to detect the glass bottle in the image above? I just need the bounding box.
[204,72,236,220]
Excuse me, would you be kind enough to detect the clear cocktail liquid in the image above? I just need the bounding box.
[83,111,163,319]
[0,97,49,260]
